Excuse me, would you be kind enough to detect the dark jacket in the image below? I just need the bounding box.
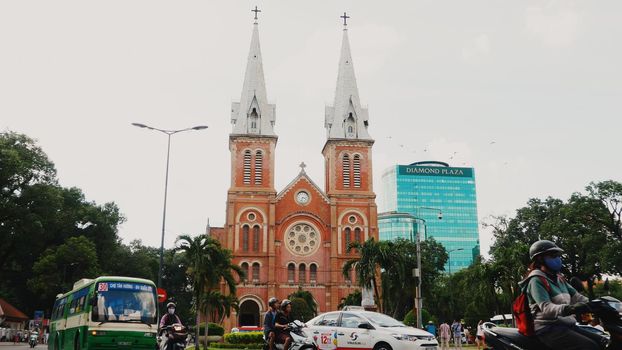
[264,310,277,335]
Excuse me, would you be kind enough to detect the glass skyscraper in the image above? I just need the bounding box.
[379,161,480,273]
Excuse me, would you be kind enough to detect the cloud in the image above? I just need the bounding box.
[525,2,581,47]
[461,34,491,62]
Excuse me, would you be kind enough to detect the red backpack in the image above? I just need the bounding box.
[512,275,550,336]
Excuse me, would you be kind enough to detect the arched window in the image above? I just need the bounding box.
[252,225,260,252]
[342,154,350,188]
[252,262,260,282]
[346,113,356,138]
[242,225,249,252]
[354,227,362,242]
[353,154,361,188]
[288,263,296,283]
[344,227,351,250]
[254,151,263,185]
[310,264,317,282]
[250,108,259,132]
[299,263,306,284]
[243,150,252,185]
[241,262,249,283]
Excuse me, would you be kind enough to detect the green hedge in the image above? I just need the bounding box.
[224,332,264,344]
[196,323,225,336]
[210,343,263,349]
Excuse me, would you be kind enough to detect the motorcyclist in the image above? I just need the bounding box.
[521,240,598,350]
[159,302,183,350]
[275,299,293,350]
[264,297,280,350]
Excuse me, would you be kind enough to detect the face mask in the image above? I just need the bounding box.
[544,256,562,272]
[168,308,175,315]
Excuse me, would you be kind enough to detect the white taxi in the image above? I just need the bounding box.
[306,310,438,350]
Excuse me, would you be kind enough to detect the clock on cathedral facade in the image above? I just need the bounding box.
[211,15,378,330]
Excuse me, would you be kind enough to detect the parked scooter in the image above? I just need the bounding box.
[29,330,38,348]
[483,296,622,350]
[158,323,188,350]
[264,320,317,350]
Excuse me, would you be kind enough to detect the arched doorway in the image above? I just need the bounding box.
[239,299,260,327]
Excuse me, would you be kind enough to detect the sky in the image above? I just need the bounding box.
[1,1,621,257]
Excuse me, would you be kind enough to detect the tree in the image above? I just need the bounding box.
[202,291,239,324]
[28,236,101,300]
[288,288,317,316]
[587,180,622,239]
[378,238,448,320]
[338,290,362,309]
[289,297,314,322]
[343,238,394,313]
[176,234,243,349]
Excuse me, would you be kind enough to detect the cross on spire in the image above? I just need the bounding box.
[299,162,307,172]
[252,6,261,22]
[340,12,350,26]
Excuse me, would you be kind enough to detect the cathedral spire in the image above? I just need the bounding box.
[325,14,371,141]
[231,10,276,136]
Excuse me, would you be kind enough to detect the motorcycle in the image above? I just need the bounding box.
[483,296,622,350]
[158,323,188,350]
[29,331,38,348]
[263,320,317,350]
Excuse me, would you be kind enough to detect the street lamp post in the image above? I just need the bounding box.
[131,123,208,291]
[447,248,465,275]
[411,207,442,329]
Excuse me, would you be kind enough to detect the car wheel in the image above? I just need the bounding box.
[373,342,393,350]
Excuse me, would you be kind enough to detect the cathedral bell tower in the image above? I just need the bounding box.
[226,14,277,270]
[323,15,378,310]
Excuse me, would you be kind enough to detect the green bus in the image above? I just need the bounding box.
[48,276,158,350]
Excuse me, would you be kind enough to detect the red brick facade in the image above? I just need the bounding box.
[216,134,377,330]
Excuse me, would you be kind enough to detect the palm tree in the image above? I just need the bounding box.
[176,234,244,349]
[343,238,396,313]
[202,291,240,324]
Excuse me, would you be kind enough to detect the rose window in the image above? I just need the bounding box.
[286,223,320,256]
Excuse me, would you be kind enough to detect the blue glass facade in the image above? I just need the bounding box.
[379,162,480,273]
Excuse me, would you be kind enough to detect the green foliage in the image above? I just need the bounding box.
[288,287,317,316]
[403,310,415,326]
[224,332,264,344]
[594,279,622,301]
[289,297,314,322]
[0,131,192,324]
[402,309,433,327]
[28,236,101,299]
[347,237,447,320]
[197,323,225,336]
[338,290,362,309]
[176,234,243,348]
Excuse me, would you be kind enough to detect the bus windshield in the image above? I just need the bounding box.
[92,281,157,324]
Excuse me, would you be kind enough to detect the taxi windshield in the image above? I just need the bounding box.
[364,313,405,327]
[92,282,156,324]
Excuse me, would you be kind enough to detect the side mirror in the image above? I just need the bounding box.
[358,323,374,330]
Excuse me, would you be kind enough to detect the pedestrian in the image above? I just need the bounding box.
[451,319,462,349]
[439,321,451,350]
[475,320,485,350]
[425,320,437,337]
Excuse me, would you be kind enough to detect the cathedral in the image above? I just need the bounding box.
[213,13,378,329]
